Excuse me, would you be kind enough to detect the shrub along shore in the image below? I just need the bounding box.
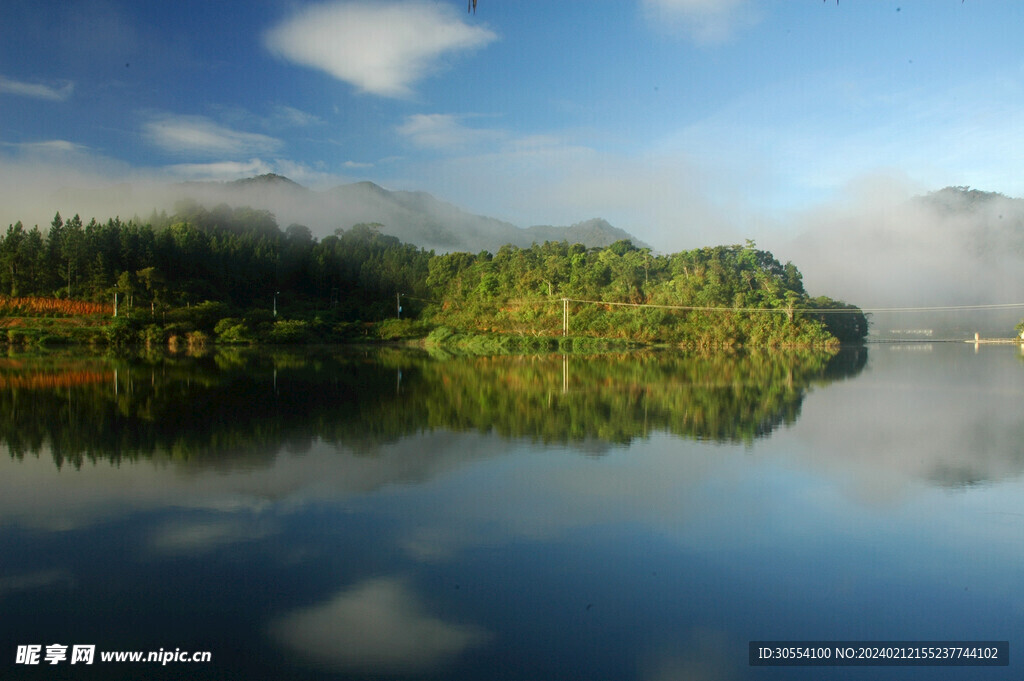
[0,297,859,356]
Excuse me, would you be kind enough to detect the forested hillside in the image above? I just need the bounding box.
[0,205,867,348]
[425,239,866,346]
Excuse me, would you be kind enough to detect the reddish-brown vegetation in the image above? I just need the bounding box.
[0,296,112,317]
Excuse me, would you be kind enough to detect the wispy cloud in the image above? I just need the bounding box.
[2,139,90,155]
[271,104,322,128]
[264,1,497,98]
[0,75,74,101]
[397,113,505,151]
[164,159,276,180]
[143,114,282,158]
[641,0,758,43]
[164,156,345,187]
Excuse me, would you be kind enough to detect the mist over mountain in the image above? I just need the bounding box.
[174,174,646,253]
[12,169,1024,338]
[781,185,1024,338]
[4,172,644,254]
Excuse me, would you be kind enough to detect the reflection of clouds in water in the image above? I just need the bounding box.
[780,346,1024,505]
[268,576,489,673]
[640,628,740,681]
[149,517,278,554]
[0,569,75,597]
[394,435,736,561]
[0,432,513,532]
[0,429,730,558]
[399,524,486,563]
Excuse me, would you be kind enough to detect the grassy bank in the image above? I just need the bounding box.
[1,296,854,356]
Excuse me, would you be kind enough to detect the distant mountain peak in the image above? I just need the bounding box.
[525,217,649,250]
[344,180,391,194]
[229,173,303,189]
[923,186,1011,211]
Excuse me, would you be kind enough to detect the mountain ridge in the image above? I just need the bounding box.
[175,173,649,253]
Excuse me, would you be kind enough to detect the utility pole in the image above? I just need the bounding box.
[396,292,402,319]
[562,298,568,336]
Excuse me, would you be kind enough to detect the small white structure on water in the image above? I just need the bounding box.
[888,329,934,337]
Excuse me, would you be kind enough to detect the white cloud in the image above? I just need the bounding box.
[269,159,339,187]
[163,159,276,181]
[641,0,758,43]
[143,114,282,158]
[268,576,489,673]
[211,104,323,134]
[0,75,74,101]
[397,113,505,151]
[264,1,497,98]
[271,104,322,128]
[3,139,90,155]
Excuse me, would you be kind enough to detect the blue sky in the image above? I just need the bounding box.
[2,0,1023,250]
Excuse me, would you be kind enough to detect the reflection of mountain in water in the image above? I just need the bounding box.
[0,347,866,470]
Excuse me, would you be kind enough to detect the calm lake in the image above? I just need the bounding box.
[1,343,1022,680]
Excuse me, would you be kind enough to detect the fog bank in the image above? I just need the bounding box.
[769,182,1024,338]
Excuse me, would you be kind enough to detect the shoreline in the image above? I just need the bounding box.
[867,338,1023,344]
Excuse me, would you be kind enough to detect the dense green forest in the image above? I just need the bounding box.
[0,203,867,348]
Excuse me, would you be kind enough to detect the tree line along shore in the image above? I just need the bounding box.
[0,203,868,352]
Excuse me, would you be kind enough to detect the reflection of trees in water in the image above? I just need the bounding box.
[0,347,866,469]
[409,348,866,445]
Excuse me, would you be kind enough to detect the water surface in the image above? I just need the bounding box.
[1,344,1022,679]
